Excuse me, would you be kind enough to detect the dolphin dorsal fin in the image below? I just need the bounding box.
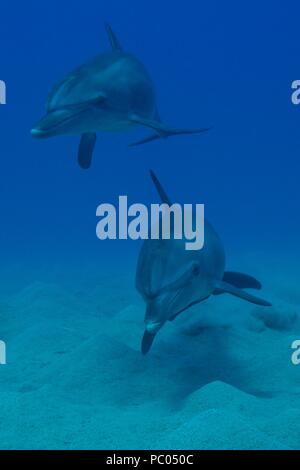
[105,23,123,51]
[150,170,172,206]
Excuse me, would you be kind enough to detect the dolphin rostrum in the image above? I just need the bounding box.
[136,170,271,354]
[31,24,209,169]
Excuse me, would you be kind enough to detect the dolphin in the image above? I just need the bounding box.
[136,170,272,354]
[31,24,209,169]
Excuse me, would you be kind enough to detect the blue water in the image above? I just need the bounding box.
[0,0,300,449]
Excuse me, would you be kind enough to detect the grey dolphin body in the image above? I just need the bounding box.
[31,24,209,169]
[136,171,271,354]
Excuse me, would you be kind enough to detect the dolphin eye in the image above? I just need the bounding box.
[192,263,200,276]
[91,95,106,107]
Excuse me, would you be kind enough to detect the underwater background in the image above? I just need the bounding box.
[0,0,300,449]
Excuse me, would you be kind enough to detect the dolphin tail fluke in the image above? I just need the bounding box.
[213,280,272,307]
[129,115,210,147]
[105,23,123,51]
[141,330,156,355]
[78,133,97,169]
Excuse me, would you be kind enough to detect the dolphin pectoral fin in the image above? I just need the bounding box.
[223,272,262,290]
[129,115,172,134]
[78,133,97,169]
[214,271,262,294]
[129,133,162,147]
[129,115,211,146]
[141,330,156,355]
[105,23,123,50]
[213,280,272,307]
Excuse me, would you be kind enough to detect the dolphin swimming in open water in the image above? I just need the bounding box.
[31,24,209,169]
[136,170,272,354]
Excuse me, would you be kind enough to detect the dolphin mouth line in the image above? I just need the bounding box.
[167,287,184,312]
[31,107,90,136]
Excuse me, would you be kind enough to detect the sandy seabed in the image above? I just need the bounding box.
[0,253,300,450]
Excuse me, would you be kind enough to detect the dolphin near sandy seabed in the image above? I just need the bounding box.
[136,170,272,354]
[31,24,209,169]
